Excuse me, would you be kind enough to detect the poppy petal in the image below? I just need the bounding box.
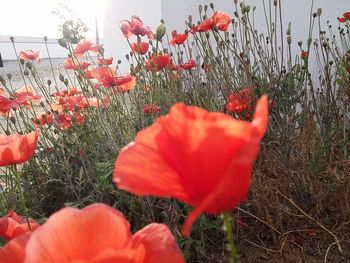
[132,223,185,263]
[25,204,132,262]
[0,232,31,263]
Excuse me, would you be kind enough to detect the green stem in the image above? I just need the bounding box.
[12,165,32,230]
[222,212,238,263]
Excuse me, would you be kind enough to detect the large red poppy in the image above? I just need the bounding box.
[64,58,91,70]
[97,57,113,66]
[0,204,185,263]
[0,210,39,241]
[0,130,39,166]
[18,50,40,62]
[114,96,268,236]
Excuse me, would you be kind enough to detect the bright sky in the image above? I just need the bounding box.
[0,0,106,38]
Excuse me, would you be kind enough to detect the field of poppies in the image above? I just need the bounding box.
[0,2,349,262]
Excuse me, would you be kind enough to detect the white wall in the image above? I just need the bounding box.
[0,36,67,61]
[101,0,349,70]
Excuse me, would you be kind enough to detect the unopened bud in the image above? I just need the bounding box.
[273,0,278,6]
[210,3,214,10]
[47,79,52,85]
[198,5,203,13]
[155,23,166,41]
[26,61,33,70]
[59,74,64,82]
[23,69,29,76]
[7,73,12,80]
[287,36,292,45]
[317,8,322,16]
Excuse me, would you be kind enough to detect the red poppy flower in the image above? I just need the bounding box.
[170,31,188,46]
[343,12,350,20]
[120,16,154,39]
[225,88,255,114]
[64,58,91,70]
[114,96,268,236]
[0,210,39,241]
[33,112,54,127]
[0,204,185,263]
[84,69,94,79]
[74,41,103,57]
[146,54,171,71]
[143,104,160,114]
[212,11,232,31]
[301,50,309,60]
[56,113,72,129]
[97,57,113,66]
[191,11,231,33]
[14,86,42,104]
[180,59,196,70]
[18,50,41,62]
[91,67,136,90]
[0,96,22,114]
[0,130,39,166]
[338,17,348,23]
[131,42,149,55]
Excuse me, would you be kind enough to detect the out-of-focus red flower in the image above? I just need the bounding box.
[73,41,103,57]
[212,11,232,31]
[18,50,41,62]
[343,12,350,20]
[51,87,80,98]
[33,112,54,127]
[131,42,149,55]
[120,16,154,39]
[226,88,256,118]
[170,31,188,46]
[301,50,309,60]
[91,67,136,91]
[56,113,72,129]
[0,130,39,166]
[0,204,185,263]
[84,69,94,79]
[114,96,268,236]
[180,59,196,70]
[0,93,40,114]
[338,17,348,23]
[146,54,171,71]
[97,57,113,66]
[143,104,160,114]
[0,210,39,241]
[72,113,85,126]
[191,11,231,33]
[64,58,91,70]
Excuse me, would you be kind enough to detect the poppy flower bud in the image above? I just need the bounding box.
[246,5,251,13]
[10,36,14,43]
[286,22,291,35]
[198,4,203,13]
[204,5,208,12]
[40,101,45,107]
[7,73,12,80]
[126,54,130,60]
[287,36,292,45]
[98,47,104,55]
[47,79,52,85]
[7,192,18,207]
[253,6,256,11]
[188,15,193,22]
[234,0,238,3]
[156,23,166,41]
[10,116,16,124]
[59,74,65,82]
[26,61,33,70]
[313,12,317,18]
[210,3,214,9]
[298,41,302,47]
[20,59,25,65]
[117,60,121,64]
[273,0,277,6]
[317,8,322,16]
[64,79,69,86]
[0,76,6,85]
[23,69,29,76]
